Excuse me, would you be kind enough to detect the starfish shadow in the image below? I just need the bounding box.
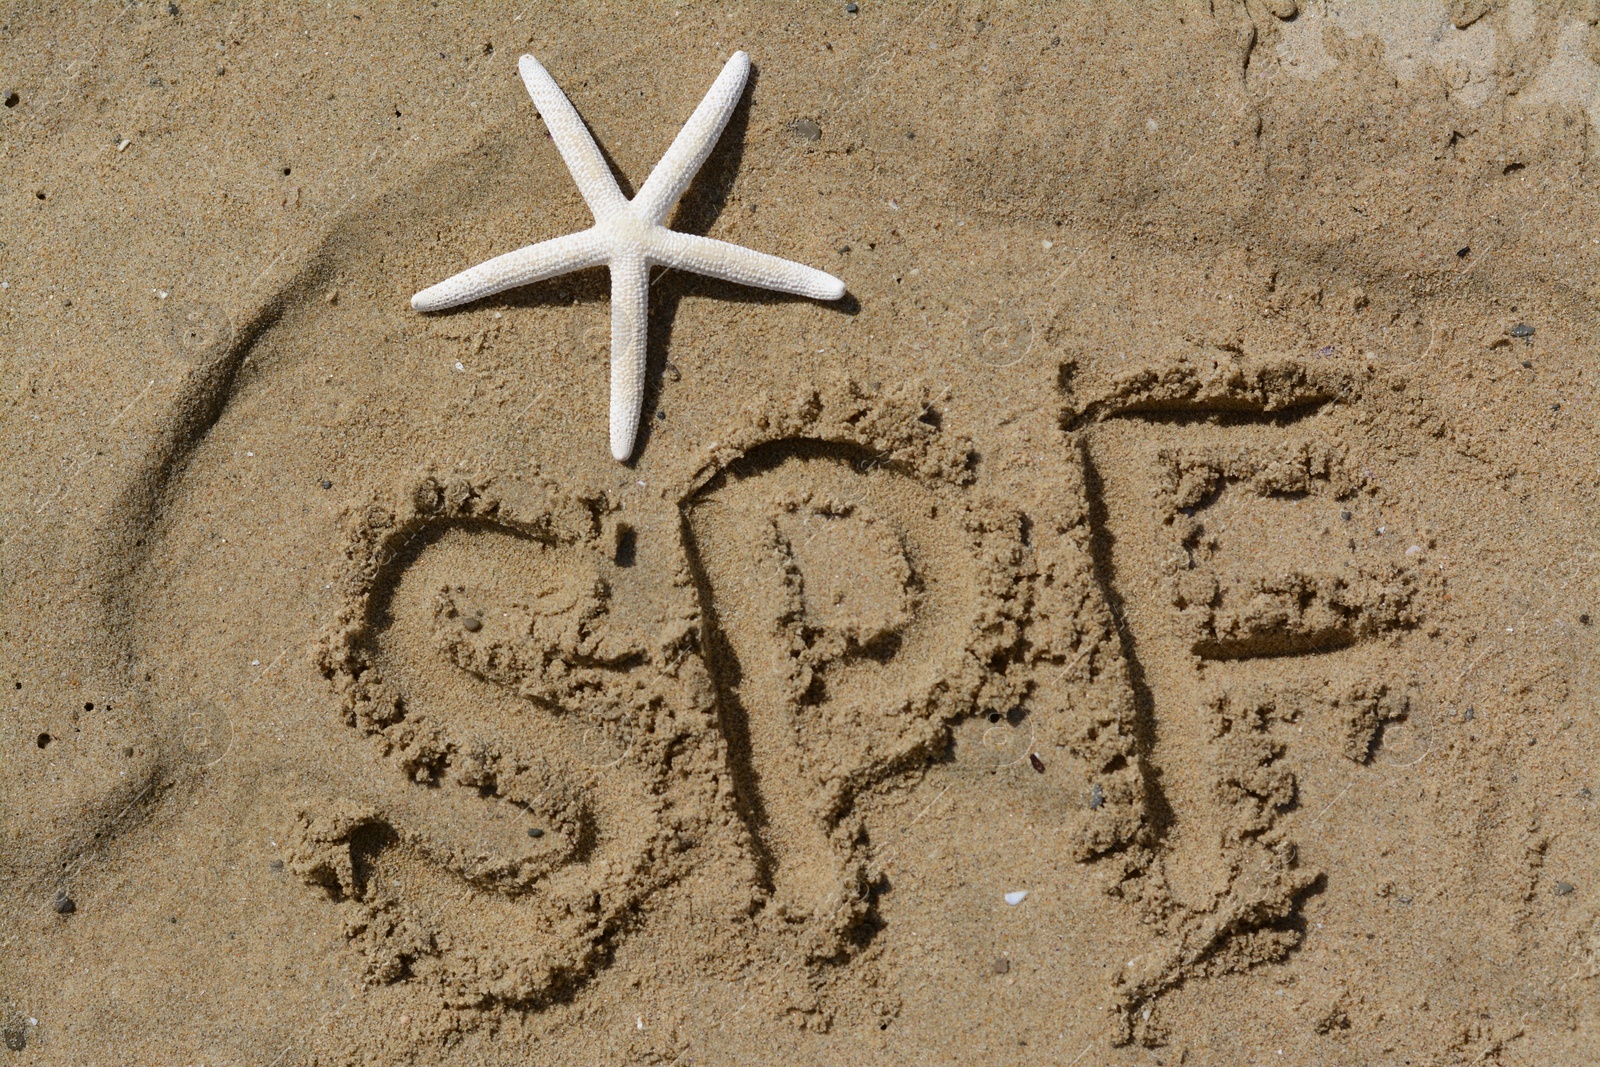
[494,268,611,312]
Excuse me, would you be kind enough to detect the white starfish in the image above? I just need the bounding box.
[411,51,847,462]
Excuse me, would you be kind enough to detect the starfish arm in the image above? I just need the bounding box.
[518,54,628,220]
[632,51,751,227]
[410,230,608,312]
[608,251,649,462]
[647,230,846,301]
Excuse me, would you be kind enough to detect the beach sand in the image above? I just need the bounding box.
[5,2,1600,1063]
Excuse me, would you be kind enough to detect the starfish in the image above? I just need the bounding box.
[411,51,847,461]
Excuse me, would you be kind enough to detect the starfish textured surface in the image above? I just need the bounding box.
[412,51,847,461]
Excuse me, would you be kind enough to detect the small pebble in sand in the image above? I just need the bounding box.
[1457,246,1470,258]
[527,827,545,839]
[269,859,285,871]
[1554,881,1575,896]
[1521,360,1533,369]
[845,2,859,11]
[462,617,482,633]
[1090,782,1105,809]
[53,892,75,915]
[3,91,18,108]
[1510,323,1535,338]
[1580,613,1590,625]
[3,1027,24,1052]
[788,118,821,142]
[1462,706,1475,721]
[1004,890,1028,906]
[1029,753,1045,773]
[321,479,332,489]
[992,957,1010,975]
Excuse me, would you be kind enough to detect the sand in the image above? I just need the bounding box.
[5,1,1600,1063]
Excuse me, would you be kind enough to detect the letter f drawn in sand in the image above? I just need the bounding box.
[411,52,847,462]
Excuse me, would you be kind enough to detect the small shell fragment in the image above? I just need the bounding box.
[1004,890,1028,906]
